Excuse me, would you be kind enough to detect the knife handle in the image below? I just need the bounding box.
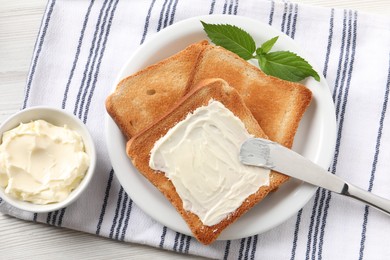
[341,183,390,215]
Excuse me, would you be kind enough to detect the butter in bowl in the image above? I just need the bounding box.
[0,107,96,213]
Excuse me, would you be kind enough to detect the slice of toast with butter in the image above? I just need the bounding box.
[126,78,289,245]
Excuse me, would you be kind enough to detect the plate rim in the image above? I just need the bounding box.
[105,14,337,240]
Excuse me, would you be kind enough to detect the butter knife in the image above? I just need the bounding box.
[239,138,390,216]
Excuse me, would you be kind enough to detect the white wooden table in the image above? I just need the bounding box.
[0,1,389,259]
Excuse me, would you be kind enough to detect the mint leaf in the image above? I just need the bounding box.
[257,51,320,82]
[201,22,320,82]
[258,36,279,54]
[201,21,256,60]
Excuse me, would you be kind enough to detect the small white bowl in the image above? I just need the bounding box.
[0,106,96,213]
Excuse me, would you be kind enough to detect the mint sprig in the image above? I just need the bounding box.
[201,21,320,82]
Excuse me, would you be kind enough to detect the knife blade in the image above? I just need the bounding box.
[239,138,390,216]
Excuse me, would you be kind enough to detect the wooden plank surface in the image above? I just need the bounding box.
[0,0,389,259]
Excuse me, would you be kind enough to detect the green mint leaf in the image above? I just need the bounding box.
[259,36,279,53]
[202,21,321,82]
[201,21,256,60]
[257,51,320,82]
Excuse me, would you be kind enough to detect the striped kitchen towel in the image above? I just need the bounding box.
[1,0,390,259]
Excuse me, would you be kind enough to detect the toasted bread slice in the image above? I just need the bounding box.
[106,40,209,139]
[191,45,313,149]
[126,79,289,245]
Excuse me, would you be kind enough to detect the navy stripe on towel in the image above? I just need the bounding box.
[323,8,335,78]
[184,235,191,254]
[23,0,56,109]
[140,0,157,44]
[238,238,246,259]
[57,208,66,226]
[159,226,168,248]
[290,209,303,260]
[157,0,169,32]
[250,235,258,260]
[169,0,179,25]
[163,0,175,28]
[285,3,293,36]
[62,0,95,109]
[332,10,348,102]
[228,0,234,15]
[234,0,239,15]
[223,240,231,260]
[46,212,52,224]
[178,234,186,252]
[268,0,275,25]
[96,169,115,235]
[51,209,60,225]
[280,1,288,33]
[173,232,181,251]
[244,236,252,260]
[290,3,298,39]
[209,0,216,14]
[222,0,228,14]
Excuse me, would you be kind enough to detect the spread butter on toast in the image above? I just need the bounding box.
[126,79,288,245]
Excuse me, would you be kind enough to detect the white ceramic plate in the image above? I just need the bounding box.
[105,15,337,240]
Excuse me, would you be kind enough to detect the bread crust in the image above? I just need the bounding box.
[126,79,288,245]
